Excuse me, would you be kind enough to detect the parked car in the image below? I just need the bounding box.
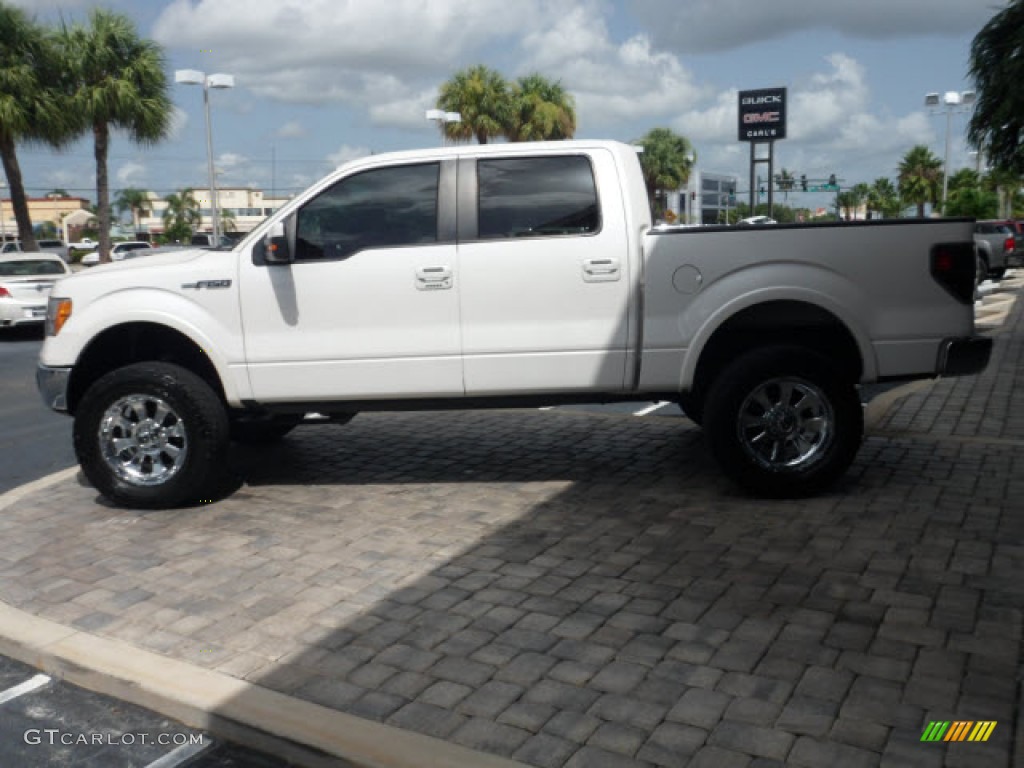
[738,215,777,225]
[38,139,990,508]
[0,253,70,328]
[80,241,154,266]
[974,221,1015,279]
[986,219,1024,266]
[1,239,69,261]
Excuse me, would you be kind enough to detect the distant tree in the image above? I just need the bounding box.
[60,9,172,262]
[219,209,237,235]
[898,145,943,217]
[507,74,576,142]
[775,168,795,203]
[981,167,1024,219]
[635,128,695,218]
[968,1,1024,176]
[47,188,70,198]
[114,187,151,232]
[866,178,901,219]
[0,4,72,251]
[944,186,998,218]
[836,189,865,221]
[436,65,510,144]
[162,188,199,243]
[34,220,57,238]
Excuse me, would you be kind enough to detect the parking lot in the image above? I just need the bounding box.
[0,278,1021,767]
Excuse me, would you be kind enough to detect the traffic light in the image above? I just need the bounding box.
[800,174,807,191]
[828,173,837,187]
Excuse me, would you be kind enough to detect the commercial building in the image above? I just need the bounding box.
[140,187,292,239]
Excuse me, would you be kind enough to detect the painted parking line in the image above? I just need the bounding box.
[0,673,50,705]
[143,740,214,768]
[633,401,670,417]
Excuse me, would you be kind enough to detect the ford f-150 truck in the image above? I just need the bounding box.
[37,140,991,508]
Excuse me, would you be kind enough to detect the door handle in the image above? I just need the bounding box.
[415,265,453,290]
[582,258,620,282]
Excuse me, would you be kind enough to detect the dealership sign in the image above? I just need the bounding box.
[738,88,787,141]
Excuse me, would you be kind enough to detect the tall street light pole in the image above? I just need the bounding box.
[925,90,976,212]
[175,69,235,243]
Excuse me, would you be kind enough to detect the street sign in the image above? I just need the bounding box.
[738,88,787,142]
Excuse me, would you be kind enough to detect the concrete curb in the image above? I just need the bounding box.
[0,466,79,513]
[0,601,528,768]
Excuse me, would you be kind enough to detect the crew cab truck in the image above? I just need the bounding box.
[37,141,990,509]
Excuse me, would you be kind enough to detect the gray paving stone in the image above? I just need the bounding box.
[723,697,783,726]
[666,688,732,730]
[788,736,880,767]
[685,745,753,768]
[497,701,557,733]
[794,665,854,702]
[589,694,668,731]
[652,660,723,690]
[830,718,890,752]
[775,695,838,737]
[717,672,794,704]
[590,661,648,694]
[495,651,559,686]
[587,721,646,757]
[636,722,708,765]
[387,701,467,739]
[564,745,648,768]
[419,680,473,709]
[451,716,531,758]
[429,656,495,687]
[513,733,579,768]
[525,679,602,712]
[708,721,795,761]
[543,710,602,743]
[456,680,524,718]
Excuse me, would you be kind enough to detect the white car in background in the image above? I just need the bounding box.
[80,241,154,266]
[0,253,70,328]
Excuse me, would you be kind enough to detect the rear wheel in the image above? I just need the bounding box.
[73,362,229,509]
[703,345,862,497]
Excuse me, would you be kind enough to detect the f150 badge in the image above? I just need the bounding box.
[181,279,232,290]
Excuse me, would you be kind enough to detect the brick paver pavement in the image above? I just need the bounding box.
[0,281,1021,767]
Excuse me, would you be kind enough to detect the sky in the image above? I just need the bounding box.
[8,0,1004,212]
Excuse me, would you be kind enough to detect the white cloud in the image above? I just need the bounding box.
[631,0,1000,53]
[273,120,306,139]
[116,162,147,185]
[326,144,370,169]
[521,5,706,130]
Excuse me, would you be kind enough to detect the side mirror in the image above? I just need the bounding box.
[263,220,293,264]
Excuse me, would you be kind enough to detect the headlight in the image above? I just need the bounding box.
[45,297,72,336]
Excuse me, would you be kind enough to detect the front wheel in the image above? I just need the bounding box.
[73,362,229,509]
[703,346,863,497]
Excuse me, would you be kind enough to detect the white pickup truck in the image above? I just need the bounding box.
[37,140,990,508]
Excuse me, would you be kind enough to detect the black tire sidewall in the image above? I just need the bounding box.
[704,346,863,497]
[74,362,229,509]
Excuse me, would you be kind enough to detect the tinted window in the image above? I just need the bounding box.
[295,163,439,260]
[118,243,150,252]
[477,156,599,240]
[0,259,65,276]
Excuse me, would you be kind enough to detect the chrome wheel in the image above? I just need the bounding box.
[99,394,188,486]
[736,377,833,471]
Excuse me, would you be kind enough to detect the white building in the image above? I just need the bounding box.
[140,187,293,238]
[678,171,740,226]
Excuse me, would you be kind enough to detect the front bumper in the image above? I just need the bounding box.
[37,364,72,412]
[937,336,992,377]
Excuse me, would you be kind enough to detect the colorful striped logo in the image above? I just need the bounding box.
[920,721,997,742]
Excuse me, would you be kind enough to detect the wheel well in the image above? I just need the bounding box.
[689,301,863,404]
[67,322,225,413]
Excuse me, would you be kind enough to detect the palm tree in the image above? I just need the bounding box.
[114,187,151,234]
[162,188,200,243]
[968,1,1024,176]
[635,128,696,218]
[436,65,510,144]
[866,178,901,219]
[898,145,943,217]
[60,9,172,262]
[775,168,795,203]
[0,5,71,251]
[507,74,576,142]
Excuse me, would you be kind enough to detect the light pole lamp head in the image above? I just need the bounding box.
[443,112,461,124]
[207,73,234,89]
[175,69,205,86]
[961,90,976,107]
[943,91,961,106]
[924,93,940,108]
[425,109,445,121]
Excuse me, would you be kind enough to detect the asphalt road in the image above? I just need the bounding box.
[0,655,294,767]
[0,326,76,494]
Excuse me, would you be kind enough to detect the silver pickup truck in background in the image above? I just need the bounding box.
[973,220,1015,279]
[37,140,991,508]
